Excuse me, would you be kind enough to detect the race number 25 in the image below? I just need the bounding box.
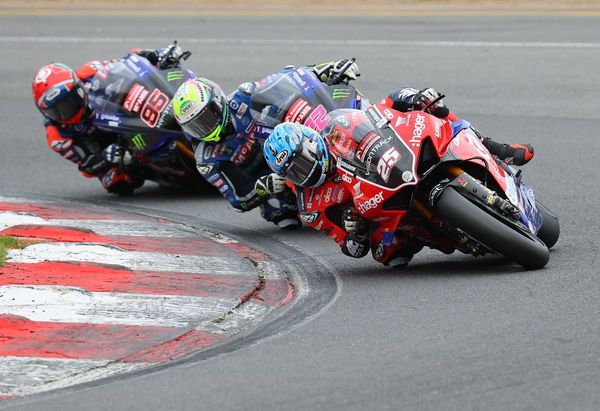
[140,89,169,127]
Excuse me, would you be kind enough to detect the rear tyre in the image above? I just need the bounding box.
[433,187,550,269]
[535,200,560,249]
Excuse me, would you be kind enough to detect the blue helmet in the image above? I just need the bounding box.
[264,122,330,188]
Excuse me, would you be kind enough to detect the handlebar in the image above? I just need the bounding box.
[421,93,445,113]
[157,40,191,70]
[326,57,356,86]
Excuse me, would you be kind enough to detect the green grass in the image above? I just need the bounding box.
[0,236,32,267]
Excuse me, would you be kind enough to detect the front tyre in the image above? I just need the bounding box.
[434,187,550,269]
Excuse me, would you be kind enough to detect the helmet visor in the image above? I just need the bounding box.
[40,82,85,122]
[180,99,223,141]
[284,139,324,187]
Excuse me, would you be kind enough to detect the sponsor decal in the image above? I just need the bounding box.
[409,113,426,147]
[123,83,149,113]
[203,145,214,160]
[125,58,143,74]
[51,139,72,151]
[232,136,256,165]
[395,116,408,127]
[218,184,229,194]
[353,181,363,199]
[206,172,219,182]
[274,150,288,167]
[336,188,346,203]
[213,178,225,188]
[300,211,320,224]
[376,116,388,128]
[315,219,324,230]
[376,147,401,182]
[179,99,195,116]
[166,70,185,82]
[336,157,357,173]
[367,106,382,122]
[285,99,312,123]
[357,191,384,214]
[355,131,380,162]
[101,169,116,187]
[236,102,248,119]
[332,88,352,99]
[291,69,311,92]
[324,187,333,203]
[336,115,350,128]
[364,136,393,175]
[131,133,147,151]
[35,67,52,83]
[296,189,307,212]
[197,164,213,176]
[341,172,352,184]
[45,88,61,101]
[100,113,120,122]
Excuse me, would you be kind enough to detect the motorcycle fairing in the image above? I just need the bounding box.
[248,68,362,132]
[88,54,194,157]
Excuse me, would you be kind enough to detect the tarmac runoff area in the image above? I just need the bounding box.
[0,196,296,401]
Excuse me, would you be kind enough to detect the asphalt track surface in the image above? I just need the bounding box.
[1,8,599,411]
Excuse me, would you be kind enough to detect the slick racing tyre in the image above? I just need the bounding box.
[535,200,560,249]
[433,187,550,269]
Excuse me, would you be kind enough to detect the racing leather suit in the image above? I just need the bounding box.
[42,49,170,195]
[192,63,365,224]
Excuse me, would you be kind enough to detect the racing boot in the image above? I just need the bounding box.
[481,137,534,166]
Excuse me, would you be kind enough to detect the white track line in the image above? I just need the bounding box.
[0,36,599,48]
[6,242,254,274]
[0,357,108,390]
[0,357,147,397]
[0,285,239,327]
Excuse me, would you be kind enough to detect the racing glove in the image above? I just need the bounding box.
[254,173,287,197]
[413,87,450,118]
[312,59,360,84]
[102,143,134,166]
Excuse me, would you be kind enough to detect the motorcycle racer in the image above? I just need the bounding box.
[260,88,536,267]
[172,59,362,228]
[32,45,190,195]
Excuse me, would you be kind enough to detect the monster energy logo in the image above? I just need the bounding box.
[332,89,352,99]
[131,133,147,150]
[167,71,186,82]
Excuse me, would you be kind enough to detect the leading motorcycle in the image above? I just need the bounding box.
[324,104,559,269]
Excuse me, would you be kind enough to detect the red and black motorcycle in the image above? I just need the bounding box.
[324,104,559,269]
